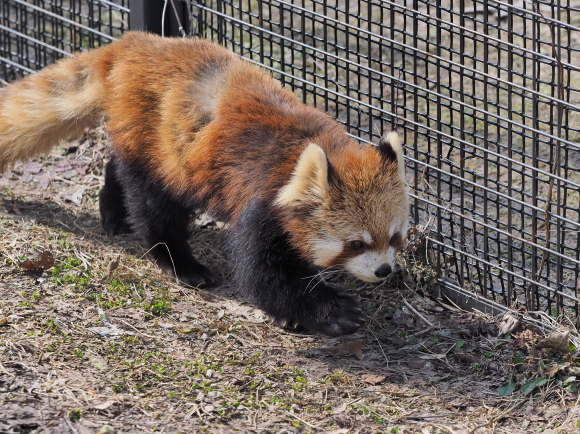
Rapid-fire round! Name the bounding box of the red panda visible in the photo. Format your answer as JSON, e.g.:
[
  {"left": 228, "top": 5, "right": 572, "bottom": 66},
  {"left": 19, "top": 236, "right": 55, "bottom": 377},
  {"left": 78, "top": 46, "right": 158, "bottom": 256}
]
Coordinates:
[{"left": 0, "top": 32, "right": 409, "bottom": 336}]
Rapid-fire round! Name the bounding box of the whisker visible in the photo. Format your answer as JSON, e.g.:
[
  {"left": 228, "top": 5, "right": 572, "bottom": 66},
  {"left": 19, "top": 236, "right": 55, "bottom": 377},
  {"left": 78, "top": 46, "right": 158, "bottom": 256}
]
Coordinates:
[{"left": 302, "top": 265, "right": 346, "bottom": 294}]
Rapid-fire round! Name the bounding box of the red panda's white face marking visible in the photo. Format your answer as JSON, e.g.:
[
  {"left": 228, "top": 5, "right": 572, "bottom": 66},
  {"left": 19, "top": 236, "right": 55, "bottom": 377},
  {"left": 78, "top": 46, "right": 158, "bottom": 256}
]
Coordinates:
[
  {"left": 360, "top": 230, "right": 373, "bottom": 245},
  {"left": 276, "top": 133, "right": 409, "bottom": 283},
  {"left": 310, "top": 223, "right": 408, "bottom": 282},
  {"left": 345, "top": 251, "right": 394, "bottom": 282},
  {"left": 310, "top": 235, "right": 343, "bottom": 266},
  {"left": 343, "top": 240, "right": 402, "bottom": 282}
]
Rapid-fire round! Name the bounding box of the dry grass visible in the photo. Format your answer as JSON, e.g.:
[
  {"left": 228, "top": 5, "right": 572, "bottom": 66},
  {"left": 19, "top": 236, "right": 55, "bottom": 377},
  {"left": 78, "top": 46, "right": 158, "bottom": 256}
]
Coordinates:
[{"left": 0, "top": 128, "right": 579, "bottom": 433}]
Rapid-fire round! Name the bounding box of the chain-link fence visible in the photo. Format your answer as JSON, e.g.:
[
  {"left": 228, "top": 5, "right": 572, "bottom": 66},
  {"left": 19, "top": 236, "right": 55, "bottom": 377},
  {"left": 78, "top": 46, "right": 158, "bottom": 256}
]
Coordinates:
[{"left": 1, "top": 0, "right": 579, "bottom": 322}]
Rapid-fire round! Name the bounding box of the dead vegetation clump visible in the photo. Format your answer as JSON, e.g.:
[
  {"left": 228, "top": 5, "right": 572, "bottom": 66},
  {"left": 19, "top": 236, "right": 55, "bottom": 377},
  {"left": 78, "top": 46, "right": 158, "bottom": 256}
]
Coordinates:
[{"left": 0, "top": 128, "right": 579, "bottom": 433}]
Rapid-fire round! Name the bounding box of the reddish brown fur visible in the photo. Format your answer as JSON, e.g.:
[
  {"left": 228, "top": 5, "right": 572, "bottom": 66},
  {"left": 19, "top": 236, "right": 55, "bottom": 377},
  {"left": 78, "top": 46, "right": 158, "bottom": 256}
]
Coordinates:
[
  {"left": 0, "top": 31, "right": 407, "bottom": 272},
  {"left": 0, "top": 32, "right": 410, "bottom": 335}
]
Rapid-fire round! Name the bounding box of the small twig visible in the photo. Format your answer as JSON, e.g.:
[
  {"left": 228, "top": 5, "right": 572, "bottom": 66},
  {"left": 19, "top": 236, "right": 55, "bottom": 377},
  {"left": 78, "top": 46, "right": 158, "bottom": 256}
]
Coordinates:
[
  {"left": 63, "top": 416, "right": 80, "bottom": 434},
  {"left": 255, "top": 386, "right": 261, "bottom": 406},
  {"left": 407, "top": 413, "right": 456, "bottom": 420},
  {"left": 369, "top": 329, "right": 389, "bottom": 365},
  {"left": 403, "top": 298, "right": 434, "bottom": 327},
  {"left": 287, "top": 413, "right": 320, "bottom": 430},
  {"left": 0, "top": 359, "right": 14, "bottom": 376},
  {"left": 117, "top": 318, "right": 159, "bottom": 339},
  {"left": 468, "top": 401, "right": 522, "bottom": 434},
  {"left": 408, "top": 325, "right": 435, "bottom": 338}
]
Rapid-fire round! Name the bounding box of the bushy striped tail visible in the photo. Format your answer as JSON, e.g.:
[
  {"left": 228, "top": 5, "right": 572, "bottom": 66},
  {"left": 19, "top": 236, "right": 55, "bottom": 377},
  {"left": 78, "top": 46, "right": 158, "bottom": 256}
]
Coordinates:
[{"left": 0, "top": 47, "right": 112, "bottom": 171}]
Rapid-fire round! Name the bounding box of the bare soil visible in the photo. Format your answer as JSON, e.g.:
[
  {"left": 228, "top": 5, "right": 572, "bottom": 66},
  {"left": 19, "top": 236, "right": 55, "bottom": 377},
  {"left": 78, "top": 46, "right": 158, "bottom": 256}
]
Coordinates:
[{"left": 0, "top": 128, "right": 579, "bottom": 433}]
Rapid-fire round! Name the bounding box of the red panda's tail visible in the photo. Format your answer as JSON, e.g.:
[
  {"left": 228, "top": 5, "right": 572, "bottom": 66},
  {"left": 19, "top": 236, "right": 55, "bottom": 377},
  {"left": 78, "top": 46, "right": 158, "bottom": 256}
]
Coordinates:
[{"left": 0, "top": 45, "right": 114, "bottom": 171}]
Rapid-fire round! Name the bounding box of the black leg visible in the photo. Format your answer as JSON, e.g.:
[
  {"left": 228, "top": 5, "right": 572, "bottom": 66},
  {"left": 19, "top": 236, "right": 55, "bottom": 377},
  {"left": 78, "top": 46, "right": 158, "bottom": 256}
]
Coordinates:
[
  {"left": 228, "top": 201, "right": 365, "bottom": 337},
  {"left": 113, "top": 158, "right": 217, "bottom": 288},
  {"left": 99, "top": 155, "right": 133, "bottom": 235}
]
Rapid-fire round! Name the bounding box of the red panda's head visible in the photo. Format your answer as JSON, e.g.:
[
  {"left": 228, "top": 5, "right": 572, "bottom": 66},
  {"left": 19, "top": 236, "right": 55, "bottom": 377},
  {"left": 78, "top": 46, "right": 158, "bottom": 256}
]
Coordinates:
[{"left": 276, "top": 132, "right": 409, "bottom": 282}]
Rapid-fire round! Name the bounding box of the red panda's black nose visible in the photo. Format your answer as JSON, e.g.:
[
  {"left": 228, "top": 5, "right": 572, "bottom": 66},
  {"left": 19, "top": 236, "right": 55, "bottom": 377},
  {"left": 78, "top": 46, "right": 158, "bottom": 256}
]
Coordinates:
[{"left": 375, "top": 264, "right": 392, "bottom": 278}]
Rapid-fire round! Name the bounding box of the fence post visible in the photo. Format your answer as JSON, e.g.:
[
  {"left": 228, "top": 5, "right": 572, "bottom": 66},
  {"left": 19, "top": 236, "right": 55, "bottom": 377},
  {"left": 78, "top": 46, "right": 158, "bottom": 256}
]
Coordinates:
[{"left": 130, "top": 0, "right": 189, "bottom": 36}]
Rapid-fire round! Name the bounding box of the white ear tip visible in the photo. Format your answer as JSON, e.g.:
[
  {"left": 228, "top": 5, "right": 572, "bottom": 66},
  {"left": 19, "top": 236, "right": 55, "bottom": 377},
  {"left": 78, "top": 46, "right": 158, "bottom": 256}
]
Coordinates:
[
  {"left": 304, "top": 142, "right": 326, "bottom": 158},
  {"left": 384, "top": 132, "right": 402, "bottom": 153},
  {"left": 274, "top": 142, "right": 328, "bottom": 207}
]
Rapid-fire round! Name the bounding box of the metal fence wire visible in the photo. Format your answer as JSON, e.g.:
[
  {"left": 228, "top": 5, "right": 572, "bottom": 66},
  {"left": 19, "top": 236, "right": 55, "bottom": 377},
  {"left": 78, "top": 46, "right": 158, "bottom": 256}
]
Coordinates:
[
  {"left": 1, "top": 1, "right": 579, "bottom": 322},
  {"left": 0, "top": 0, "right": 128, "bottom": 81}
]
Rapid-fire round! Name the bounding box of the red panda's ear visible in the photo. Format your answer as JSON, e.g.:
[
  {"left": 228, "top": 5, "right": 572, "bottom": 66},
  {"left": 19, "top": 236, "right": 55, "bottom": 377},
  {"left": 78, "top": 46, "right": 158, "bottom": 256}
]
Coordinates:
[
  {"left": 378, "top": 132, "right": 405, "bottom": 179},
  {"left": 275, "top": 143, "right": 329, "bottom": 207}
]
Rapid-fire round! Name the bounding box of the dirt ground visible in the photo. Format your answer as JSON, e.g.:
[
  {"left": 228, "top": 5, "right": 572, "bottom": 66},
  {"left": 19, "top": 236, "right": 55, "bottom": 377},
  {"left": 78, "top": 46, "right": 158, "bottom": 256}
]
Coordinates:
[{"left": 0, "top": 129, "right": 579, "bottom": 434}]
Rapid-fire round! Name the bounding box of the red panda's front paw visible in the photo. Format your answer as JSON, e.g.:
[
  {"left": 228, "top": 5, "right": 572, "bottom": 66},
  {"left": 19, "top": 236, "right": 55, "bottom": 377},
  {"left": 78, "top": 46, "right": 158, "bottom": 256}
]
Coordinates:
[
  {"left": 286, "top": 293, "right": 365, "bottom": 337},
  {"left": 313, "top": 296, "right": 365, "bottom": 337}
]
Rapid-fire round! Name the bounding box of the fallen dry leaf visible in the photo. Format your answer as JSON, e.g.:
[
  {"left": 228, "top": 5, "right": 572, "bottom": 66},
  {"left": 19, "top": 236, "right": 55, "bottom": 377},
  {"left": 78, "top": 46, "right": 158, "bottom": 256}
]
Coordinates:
[
  {"left": 333, "top": 402, "right": 349, "bottom": 414},
  {"left": 19, "top": 250, "right": 55, "bottom": 272},
  {"left": 543, "top": 363, "right": 562, "bottom": 378},
  {"left": 512, "top": 336, "right": 527, "bottom": 349},
  {"left": 362, "top": 373, "right": 388, "bottom": 385},
  {"left": 93, "top": 400, "right": 115, "bottom": 410},
  {"left": 419, "top": 353, "right": 446, "bottom": 360},
  {"left": 313, "top": 340, "right": 364, "bottom": 360},
  {"left": 328, "top": 340, "right": 364, "bottom": 360},
  {"left": 332, "top": 397, "right": 363, "bottom": 414},
  {"left": 408, "top": 358, "right": 426, "bottom": 369},
  {"left": 107, "top": 255, "right": 120, "bottom": 277},
  {"left": 498, "top": 313, "right": 521, "bottom": 336},
  {"left": 70, "top": 187, "right": 86, "bottom": 204},
  {"left": 536, "top": 331, "right": 570, "bottom": 354}
]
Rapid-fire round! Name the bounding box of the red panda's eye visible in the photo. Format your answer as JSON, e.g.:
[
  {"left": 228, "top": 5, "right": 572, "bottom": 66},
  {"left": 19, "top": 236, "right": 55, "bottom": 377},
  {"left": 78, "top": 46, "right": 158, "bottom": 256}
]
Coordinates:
[{"left": 350, "top": 240, "right": 366, "bottom": 251}]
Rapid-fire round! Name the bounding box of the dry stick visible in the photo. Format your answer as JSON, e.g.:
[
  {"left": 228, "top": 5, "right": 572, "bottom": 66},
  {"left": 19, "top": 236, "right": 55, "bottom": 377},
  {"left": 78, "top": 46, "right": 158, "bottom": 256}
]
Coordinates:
[
  {"left": 0, "top": 359, "right": 14, "bottom": 376},
  {"left": 287, "top": 413, "right": 320, "bottom": 430},
  {"left": 402, "top": 298, "right": 436, "bottom": 337},
  {"left": 63, "top": 416, "right": 80, "bottom": 434},
  {"left": 117, "top": 318, "right": 159, "bottom": 340},
  {"left": 407, "top": 413, "right": 456, "bottom": 420},
  {"left": 369, "top": 329, "right": 389, "bottom": 365},
  {"left": 402, "top": 298, "right": 434, "bottom": 328},
  {"left": 141, "top": 242, "right": 176, "bottom": 279},
  {"left": 408, "top": 325, "right": 435, "bottom": 338}
]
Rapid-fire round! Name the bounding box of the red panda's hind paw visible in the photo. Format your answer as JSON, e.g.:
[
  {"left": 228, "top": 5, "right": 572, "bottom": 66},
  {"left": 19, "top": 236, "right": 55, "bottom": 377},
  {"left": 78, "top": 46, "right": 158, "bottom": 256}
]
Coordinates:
[
  {"left": 160, "top": 263, "right": 218, "bottom": 289},
  {"left": 101, "top": 215, "right": 133, "bottom": 236}
]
